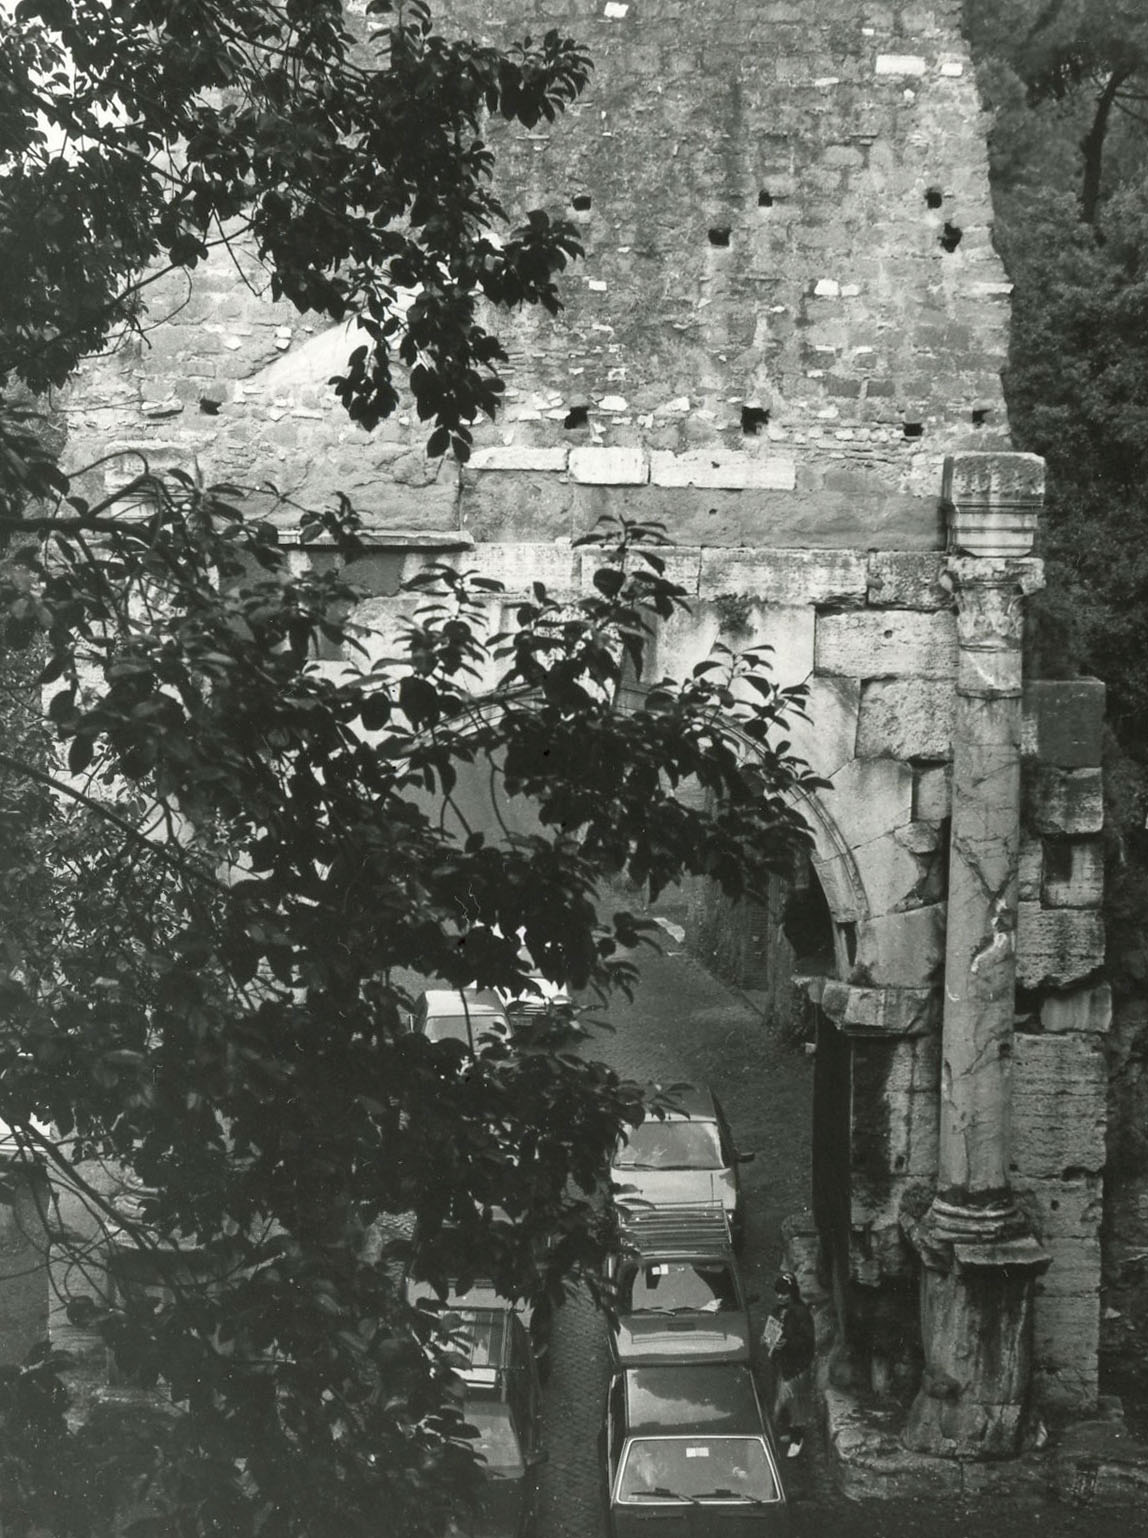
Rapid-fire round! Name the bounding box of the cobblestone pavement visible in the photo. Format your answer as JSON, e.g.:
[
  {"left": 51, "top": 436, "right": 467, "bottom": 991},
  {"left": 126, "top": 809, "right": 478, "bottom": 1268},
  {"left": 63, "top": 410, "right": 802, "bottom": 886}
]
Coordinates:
[{"left": 533, "top": 940, "right": 1138, "bottom": 1538}]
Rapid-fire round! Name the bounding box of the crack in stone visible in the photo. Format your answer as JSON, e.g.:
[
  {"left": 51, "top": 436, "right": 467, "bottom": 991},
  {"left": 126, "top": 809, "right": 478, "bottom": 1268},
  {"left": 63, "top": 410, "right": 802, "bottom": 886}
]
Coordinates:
[{"left": 951, "top": 833, "right": 1012, "bottom": 908}]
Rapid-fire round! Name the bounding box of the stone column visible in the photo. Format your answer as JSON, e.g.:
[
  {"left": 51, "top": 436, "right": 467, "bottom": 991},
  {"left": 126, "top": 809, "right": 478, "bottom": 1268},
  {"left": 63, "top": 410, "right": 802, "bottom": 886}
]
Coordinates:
[{"left": 903, "top": 453, "right": 1050, "bottom": 1458}]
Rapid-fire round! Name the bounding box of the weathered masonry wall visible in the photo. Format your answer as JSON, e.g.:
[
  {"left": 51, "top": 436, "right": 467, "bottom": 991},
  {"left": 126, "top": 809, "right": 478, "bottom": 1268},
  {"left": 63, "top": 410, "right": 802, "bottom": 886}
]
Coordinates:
[
  {"left": 64, "top": 0, "right": 1012, "bottom": 545},
  {"left": 55, "top": 4, "right": 1109, "bottom": 1417}
]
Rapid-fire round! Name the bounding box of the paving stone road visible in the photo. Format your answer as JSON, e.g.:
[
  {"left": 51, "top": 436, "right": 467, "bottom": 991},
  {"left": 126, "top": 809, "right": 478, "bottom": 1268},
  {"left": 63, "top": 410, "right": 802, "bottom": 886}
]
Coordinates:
[{"left": 532, "top": 939, "right": 1138, "bottom": 1538}]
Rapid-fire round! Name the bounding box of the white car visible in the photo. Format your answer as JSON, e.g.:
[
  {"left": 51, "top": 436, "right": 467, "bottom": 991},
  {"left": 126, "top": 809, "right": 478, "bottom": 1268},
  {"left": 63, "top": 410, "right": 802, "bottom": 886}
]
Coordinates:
[
  {"left": 488, "top": 931, "right": 571, "bottom": 1016},
  {"left": 409, "top": 988, "right": 510, "bottom": 1048},
  {"left": 610, "top": 1086, "right": 754, "bottom": 1248}
]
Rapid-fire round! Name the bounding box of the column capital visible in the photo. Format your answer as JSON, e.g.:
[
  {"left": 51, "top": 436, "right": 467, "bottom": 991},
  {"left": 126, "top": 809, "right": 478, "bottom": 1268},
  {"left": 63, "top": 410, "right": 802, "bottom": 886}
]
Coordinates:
[
  {"left": 943, "top": 554, "right": 1045, "bottom": 598},
  {"left": 942, "top": 451, "right": 1045, "bottom": 558}
]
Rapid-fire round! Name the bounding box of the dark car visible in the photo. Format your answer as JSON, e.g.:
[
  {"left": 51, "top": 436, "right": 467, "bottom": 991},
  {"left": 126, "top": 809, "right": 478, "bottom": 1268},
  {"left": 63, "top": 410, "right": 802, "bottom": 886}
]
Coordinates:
[
  {"left": 445, "top": 1306, "right": 547, "bottom": 1538},
  {"left": 606, "top": 1206, "right": 755, "bottom": 1367},
  {"left": 603, "top": 1363, "right": 789, "bottom": 1537},
  {"left": 610, "top": 1086, "right": 755, "bottom": 1248}
]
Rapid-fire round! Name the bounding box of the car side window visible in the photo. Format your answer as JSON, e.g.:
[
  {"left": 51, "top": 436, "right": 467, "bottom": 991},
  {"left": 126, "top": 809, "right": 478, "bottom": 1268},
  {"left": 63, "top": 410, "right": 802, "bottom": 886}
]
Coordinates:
[
  {"left": 510, "top": 1315, "right": 544, "bottom": 1443},
  {"left": 607, "top": 1376, "right": 626, "bottom": 1470},
  {"left": 714, "top": 1096, "right": 736, "bottom": 1164}
]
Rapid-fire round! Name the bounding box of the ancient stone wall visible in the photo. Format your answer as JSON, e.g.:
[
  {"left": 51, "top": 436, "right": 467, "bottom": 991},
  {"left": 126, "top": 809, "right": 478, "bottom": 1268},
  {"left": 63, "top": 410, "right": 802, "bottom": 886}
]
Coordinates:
[
  {"left": 62, "top": 0, "right": 1012, "bottom": 543},
  {"left": 53, "top": 3, "right": 1110, "bottom": 1414}
]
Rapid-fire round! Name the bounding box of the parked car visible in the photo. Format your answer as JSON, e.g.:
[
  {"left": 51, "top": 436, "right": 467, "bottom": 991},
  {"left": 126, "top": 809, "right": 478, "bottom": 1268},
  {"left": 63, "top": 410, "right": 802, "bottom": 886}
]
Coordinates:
[
  {"left": 493, "top": 936, "right": 571, "bottom": 1016},
  {"left": 606, "top": 1206, "right": 756, "bottom": 1367},
  {"left": 602, "top": 1363, "right": 789, "bottom": 1537},
  {"left": 404, "top": 1212, "right": 554, "bottom": 1376},
  {"left": 410, "top": 989, "right": 511, "bottom": 1050},
  {"left": 445, "top": 1305, "right": 547, "bottom": 1538},
  {"left": 610, "top": 1086, "right": 755, "bottom": 1247}
]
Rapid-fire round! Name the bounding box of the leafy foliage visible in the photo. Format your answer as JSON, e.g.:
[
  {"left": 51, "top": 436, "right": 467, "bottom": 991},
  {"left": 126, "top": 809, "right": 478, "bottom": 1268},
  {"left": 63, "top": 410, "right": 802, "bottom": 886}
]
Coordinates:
[
  {"left": 0, "top": 7, "right": 826, "bottom": 1531},
  {"left": 966, "top": 2, "right": 1148, "bottom": 985},
  {"left": 0, "top": 438, "right": 819, "bottom": 1533},
  {"left": 966, "top": 0, "right": 1148, "bottom": 221},
  {"left": 0, "top": 0, "right": 590, "bottom": 455}
]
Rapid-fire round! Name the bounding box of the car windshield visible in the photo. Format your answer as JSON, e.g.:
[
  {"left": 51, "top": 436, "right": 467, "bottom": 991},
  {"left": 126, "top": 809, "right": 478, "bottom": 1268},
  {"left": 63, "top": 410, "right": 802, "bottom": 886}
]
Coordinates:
[
  {"left": 614, "top": 1119, "right": 724, "bottom": 1171},
  {"left": 464, "top": 1401, "right": 524, "bottom": 1477},
  {"left": 425, "top": 1013, "right": 503, "bottom": 1045},
  {"left": 618, "top": 1436, "right": 777, "bottom": 1504},
  {"left": 619, "top": 1260, "right": 739, "bottom": 1315}
]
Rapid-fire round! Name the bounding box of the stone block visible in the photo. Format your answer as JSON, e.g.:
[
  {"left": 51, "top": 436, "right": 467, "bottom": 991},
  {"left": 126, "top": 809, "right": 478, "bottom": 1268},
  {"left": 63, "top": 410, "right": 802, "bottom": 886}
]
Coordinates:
[
  {"left": 1015, "top": 1173, "right": 1104, "bottom": 1244},
  {"left": 647, "top": 602, "right": 814, "bottom": 694},
  {"left": 913, "top": 764, "right": 951, "bottom": 822},
  {"left": 351, "top": 596, "right": 428, "bottom": 671},
  {"left": 855, "top": 904, "right": 947, "bottom": 988},
  {"left": 827, "top": 757, "right": 915, "bottom": 847},
  {"left": 783, "top": 674, "right": 860, "bottom": 781},
  {"left": 575, "top": 545, "right": 702, "bottom": 597},
  {"left": 866, "top": 553, "right": 950, "bottom": 610},
  {"left": 337, "top": 481, "right": 461, "bottom": 533},
  {"left": 1040, "top": 983, "right": 1112, "bottom": 1036},
  {"left": 848, "top": 830, "right": 938, "bottom": 918},
  {"left": 943, "top": 450, "right": 1046, "bottom": 507},
  {"left": 851, "top": 1198, "right": 923, "bottom": 1293},
  {"left": 1032, "top": 1289, "right": 1100, "bottom": 1409},
  {"left": 809, "top": 851, "right": 866, "bottom": 926},
  {"left": 467, "top": 543, "right": 578, "bottom": 596},
  {"left": 1017, "top": 904, "right": 1105, "bottom": 989},
  {"left": 1011, "top": 1034, "right": 1107, "bottom": 1178},
  {"left": 460, "top": 470, "right": 576, "bottom": 541},
  {"left": 1038, "top": 1234, "right": 1103, "bottom": 1293},
  {"left": 559, "top": 483, "right": 944, "bottom": 552},
  {"left": 857, "top": 677, "right": 954, "bottom": 760},
  {"left": 815, "top": 610, "right": 957, "bottom": 680},
  {"left": 699, "top": 548, "right": 865, "bottom": 606},
  {"left": 1041, "top": 839, "right": 1104, "bottom": 908},
  {"left": 851, "top": 1035, "right": 939, "bottom": 1178},
  {"left": 1028, "top": 767, "right": 1104, "bottom": 835},
  {"left": 875, "top": 54, "right": 927, "bottom": 75},
  {"left": 649, "top": 449, "right": 797, "bottom": 490},
  {"left": 467, "top": 446, "right": 569, "bottom": 473},
  {"left": 825, "top": 1387, "right": 965, "bottom": 1502},
  {"left": 568, "top": 446, "right": 648, "bottom": 484},
  {"left": 820, "top": 981, "right": 940, "bottom": 1037},
  {"left": 1024, "top": 679, "right": 1106, "bottom": 768},
  {"left": 1018, "top": 836, "right": 1043, "bottom": 901}
]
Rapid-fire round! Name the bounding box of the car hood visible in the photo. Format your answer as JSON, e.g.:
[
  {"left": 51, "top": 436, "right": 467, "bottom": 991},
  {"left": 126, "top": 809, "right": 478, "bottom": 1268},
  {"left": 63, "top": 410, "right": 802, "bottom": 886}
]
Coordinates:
[
  {"left": 611, "top": 1168, "right": 736, "bottom": 1213},
  {"left": 615, "top": 1311, "right": 751, "bottom": 1366},
  {"left": 610, "top": 1505, "right": 788, "bottom": 1538}
]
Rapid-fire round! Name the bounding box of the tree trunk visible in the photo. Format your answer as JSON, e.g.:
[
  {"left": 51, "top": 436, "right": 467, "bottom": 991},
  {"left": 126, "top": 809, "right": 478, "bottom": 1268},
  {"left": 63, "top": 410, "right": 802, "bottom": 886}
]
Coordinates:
[{"left": 1081, "top": 69, "right": 1131, "bottom": 226}]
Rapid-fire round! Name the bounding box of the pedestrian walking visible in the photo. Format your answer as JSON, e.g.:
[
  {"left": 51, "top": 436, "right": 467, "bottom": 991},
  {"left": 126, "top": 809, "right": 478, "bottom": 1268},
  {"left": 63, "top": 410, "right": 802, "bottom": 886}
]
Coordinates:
[{"left": 762, "top": 1270, "right": 815, "bottom": 1458}]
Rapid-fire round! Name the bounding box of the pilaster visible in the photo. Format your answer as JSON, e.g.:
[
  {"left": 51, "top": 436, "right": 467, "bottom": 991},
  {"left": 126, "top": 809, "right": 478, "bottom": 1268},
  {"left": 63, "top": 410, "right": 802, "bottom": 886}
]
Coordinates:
[{"left": 904, "top": 453, "right": 1051, "bottom": 1458}]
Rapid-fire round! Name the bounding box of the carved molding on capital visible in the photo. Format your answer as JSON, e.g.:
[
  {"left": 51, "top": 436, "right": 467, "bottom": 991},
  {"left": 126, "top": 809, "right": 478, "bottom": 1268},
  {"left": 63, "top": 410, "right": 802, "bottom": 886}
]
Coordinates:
[
  {"left": 943, "top": 558, "right": 1043, "bottom": 698},
  {"left": 943, "top": 555, "right": 1045, "bottom": 597},
  {"left": 942, "top": 453, "right": 1045, "bottom": 559}
]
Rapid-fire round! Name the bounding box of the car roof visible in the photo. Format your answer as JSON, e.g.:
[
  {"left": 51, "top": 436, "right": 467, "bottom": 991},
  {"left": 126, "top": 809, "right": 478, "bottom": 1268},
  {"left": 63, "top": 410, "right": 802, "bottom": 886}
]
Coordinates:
[
  {"left": 444, "top": 1305, "right": 518, "bottom": 1386},
  {"left": 420, "top": 989, "right": 506, "bottom": 1016},
  {"left": 622, "top": 1365, "right": 763, "bottom": 1438},
  {"left": 617, "top": 1205, "right": 734, "bottom": 1256},
  {"left": 644, "top": 1084, "right": 719, "bottom": 1120}
]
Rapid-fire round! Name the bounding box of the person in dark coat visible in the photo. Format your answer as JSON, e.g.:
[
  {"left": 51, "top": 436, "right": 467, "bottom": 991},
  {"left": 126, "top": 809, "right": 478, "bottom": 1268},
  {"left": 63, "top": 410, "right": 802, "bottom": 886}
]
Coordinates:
[{"left": 762, "top": 1270, "right": 815, "bottom": 1457}]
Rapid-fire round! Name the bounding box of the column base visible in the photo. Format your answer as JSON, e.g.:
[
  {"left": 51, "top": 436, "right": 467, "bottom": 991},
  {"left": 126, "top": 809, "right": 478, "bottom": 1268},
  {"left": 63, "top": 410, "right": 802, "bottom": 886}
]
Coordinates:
[{"left": 902, "top": 1199, "right": 1050, "bottom": 1459}]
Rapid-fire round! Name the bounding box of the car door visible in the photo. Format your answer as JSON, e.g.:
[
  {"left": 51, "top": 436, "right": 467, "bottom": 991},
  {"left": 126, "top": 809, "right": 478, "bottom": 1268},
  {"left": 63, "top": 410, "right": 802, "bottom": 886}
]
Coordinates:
[
  {"left": 713, "top": 1093, "right": 753, "bottom": 1222},
  {"left": 602, "top": 1372, "right": 628, "bottom": 1529}
]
